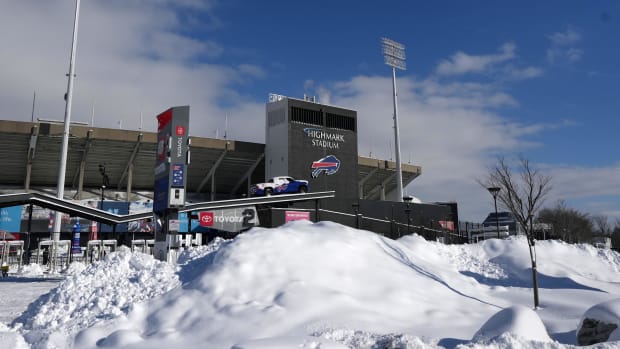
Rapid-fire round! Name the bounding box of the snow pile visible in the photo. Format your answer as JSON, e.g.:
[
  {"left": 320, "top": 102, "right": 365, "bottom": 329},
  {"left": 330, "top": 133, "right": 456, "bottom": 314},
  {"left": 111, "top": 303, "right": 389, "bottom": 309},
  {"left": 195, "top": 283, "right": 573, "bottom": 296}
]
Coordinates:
[
  {"left": 473, "top": 305, "right": 551, "bottom": 342},
  {"left": 3, "top": 220, "right": 620, "bottom": 348},
  {"left": 15, "top": 263, "right": 47, "bottom": 278},
  {"left": 12, "top": 249, "right": 179, "bottom": 348}
]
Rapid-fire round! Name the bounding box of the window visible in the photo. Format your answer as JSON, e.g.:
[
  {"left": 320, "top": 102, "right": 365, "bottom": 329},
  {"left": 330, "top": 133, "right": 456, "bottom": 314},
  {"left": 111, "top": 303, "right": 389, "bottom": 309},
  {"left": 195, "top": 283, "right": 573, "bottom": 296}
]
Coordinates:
[
  {"left": 290, "top": 106, "right": 323, "bottom": 126},
  {"left": 326, "top": 113, "right": 356, "bottom": 131}
]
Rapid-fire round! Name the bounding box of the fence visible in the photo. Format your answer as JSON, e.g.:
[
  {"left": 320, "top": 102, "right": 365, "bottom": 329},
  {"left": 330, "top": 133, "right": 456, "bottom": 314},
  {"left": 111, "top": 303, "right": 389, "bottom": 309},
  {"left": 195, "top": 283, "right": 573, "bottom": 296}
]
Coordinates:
[
  {"left": 10, "top": 231, "right": 205, "bottom": 272},
  {"left": 317, "top": 208, "right": 467, "bottom": 244}
]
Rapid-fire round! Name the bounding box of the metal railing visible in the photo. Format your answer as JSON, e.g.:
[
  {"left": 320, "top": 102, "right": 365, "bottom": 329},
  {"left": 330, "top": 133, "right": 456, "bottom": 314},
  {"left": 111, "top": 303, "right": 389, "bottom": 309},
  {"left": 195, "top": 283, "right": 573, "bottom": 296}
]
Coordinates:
[
  {"left": 1, "top": 241, "right": 24, "bottom": 273},
  {"left": 317, "top": 208, "right": 466, "bottom": 244}
]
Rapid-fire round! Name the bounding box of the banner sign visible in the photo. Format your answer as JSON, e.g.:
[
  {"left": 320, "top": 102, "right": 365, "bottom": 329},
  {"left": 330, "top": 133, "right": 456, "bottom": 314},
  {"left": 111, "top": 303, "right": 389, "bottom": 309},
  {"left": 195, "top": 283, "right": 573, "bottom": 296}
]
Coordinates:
[
  {"left": 71, "top": 220, "right": 82, "bottom": 254},
  {"left": 99, "top": 201, "right": 130, "bottom": 232},
  {"left": 0, "top": 206, "right": 23, "bottom": 233},
  {"left": 179, "top": 206, "right": 260, "bottom": 233},
  {"left": 438, "top": 220, "right": 455, "bottom": 231},
  {"left": 285, "top": 211, "right": 310, "bottom": 223}
]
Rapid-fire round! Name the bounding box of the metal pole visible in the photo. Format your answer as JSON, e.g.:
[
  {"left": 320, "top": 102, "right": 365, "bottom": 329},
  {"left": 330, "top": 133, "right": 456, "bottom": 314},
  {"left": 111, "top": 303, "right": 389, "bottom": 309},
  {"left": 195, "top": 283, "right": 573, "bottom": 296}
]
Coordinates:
[
  {"left": 529, "top": 215, "right": 539, "bottom": 308},
  {"left": 91, "top": 99, "right": 95, "bottom": 127},
  {"left": 99, "top": 185, "right": 105, "bottom": 234},
  {"left": 53, "top": 0, "right": 81, "bottom": 240},
  {"left": 391, "top": 66, "right": 404, "bottom": 202},
  {"left": 31, "top": 91, "right": 36, "bottom": 123},
  {"left": 314, "top": 199, "right": 319, "bottom": 222},
  {"left": 352, "top": 203, "right": 360, "bottom": 229},
  {"left": 494, "top": 196, "right": 500, "bottom": 239},
  {"left": 391, "top": 204, "right": 395, "bottom": 237},
  {"left": 27, "top": 203, "right": 33, "bottom": 263},
  {"left": 406, "top": 206, "right": 411, "bottom": 235}
]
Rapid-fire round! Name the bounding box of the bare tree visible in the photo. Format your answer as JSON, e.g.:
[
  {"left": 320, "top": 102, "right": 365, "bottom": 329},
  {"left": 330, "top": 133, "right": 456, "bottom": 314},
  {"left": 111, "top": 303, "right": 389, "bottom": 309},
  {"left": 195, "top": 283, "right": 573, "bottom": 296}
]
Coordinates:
[
  {"left": 592, "top": 215, "right": 612, "bottom": 236},
  {"left": 612, "top": 219, "right": 620, "bottom": 249},
  {"left": 538, "top": 200, "right": 593, "bottom": 243},
  {"left": 481, "top": 156, "right": 552, "bottom": 308}
]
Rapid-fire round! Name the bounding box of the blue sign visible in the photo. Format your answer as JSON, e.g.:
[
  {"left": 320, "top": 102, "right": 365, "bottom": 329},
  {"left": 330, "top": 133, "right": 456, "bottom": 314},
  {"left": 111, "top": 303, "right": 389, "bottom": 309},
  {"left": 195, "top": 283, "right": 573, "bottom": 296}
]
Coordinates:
[
  {"left": 0, "top": 206, "right": 23, "bottom": 232},
  {"left": 179, "top": 211, "right": 212, "bottom": 233},
  {"left": 172, "top": 164, "right": 185, "bottom": 186},
  {"left": 71, "top": 220, "right": 82, "bottom": 254},
  {"left": 99, "top": 201, "right": 130, "bottom": 233}
]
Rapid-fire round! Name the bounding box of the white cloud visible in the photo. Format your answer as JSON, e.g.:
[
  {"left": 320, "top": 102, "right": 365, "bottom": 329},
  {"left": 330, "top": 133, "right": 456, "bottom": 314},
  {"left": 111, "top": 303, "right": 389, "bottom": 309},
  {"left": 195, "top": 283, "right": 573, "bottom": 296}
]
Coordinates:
[
  {"left": 540, "top": 162, "right": 620, "bottom": 221},
  {"left": 435, "top": 43, "right": 543, "bottom": 82},
  {"left": 546, "top": 163, "right": 620, "bottom": 199},
  {"left": 436, "top": 43, "right": 516, "bottom": 76},
  {"left": 317, "top": 75, "right": 536, "bottom": 220},
  {"left": 0, "top": 1, "right": 265, "bottom": 142},
  {"left": 546, "top": 28, "right": 584, "bottom": 64},
  {"left": 508, "top": 66, "right": 544, "bottom": 80},
  {"left": 565, "top": 47, "right": 585, "bottom": 63},
  {"left": 548, "top": 29, "right": 581, "bottom": 46},
  {"left": 237, "top": 64, "right": 266, "bottom": 79}
]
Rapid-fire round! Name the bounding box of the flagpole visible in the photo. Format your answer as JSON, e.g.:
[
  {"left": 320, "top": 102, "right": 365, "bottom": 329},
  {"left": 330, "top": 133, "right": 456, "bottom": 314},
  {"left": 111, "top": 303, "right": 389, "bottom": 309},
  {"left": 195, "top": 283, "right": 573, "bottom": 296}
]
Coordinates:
[{"left": 53, "top": 0, "right": 81, "bottom": 239}]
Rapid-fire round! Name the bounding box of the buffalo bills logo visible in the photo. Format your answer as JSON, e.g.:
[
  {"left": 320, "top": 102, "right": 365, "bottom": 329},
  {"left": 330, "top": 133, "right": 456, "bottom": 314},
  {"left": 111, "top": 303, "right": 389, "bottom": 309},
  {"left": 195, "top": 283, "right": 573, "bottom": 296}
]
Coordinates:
[{"left": 311, "top": 155, "right": 340, "bottom": 178}]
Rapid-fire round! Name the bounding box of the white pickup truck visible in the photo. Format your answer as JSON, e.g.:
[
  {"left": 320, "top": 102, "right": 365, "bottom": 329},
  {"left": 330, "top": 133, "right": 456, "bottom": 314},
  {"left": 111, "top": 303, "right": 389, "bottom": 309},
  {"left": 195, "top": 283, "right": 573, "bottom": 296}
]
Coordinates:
[{"left": 250, "top": 176, "right": 309, "bottom": 196}]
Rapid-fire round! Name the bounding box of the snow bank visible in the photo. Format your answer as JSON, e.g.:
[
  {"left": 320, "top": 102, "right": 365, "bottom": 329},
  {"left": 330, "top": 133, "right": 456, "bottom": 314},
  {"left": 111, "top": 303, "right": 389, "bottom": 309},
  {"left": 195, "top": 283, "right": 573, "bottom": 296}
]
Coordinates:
[
  {"left": 4, "top": 221, "right": 620, "bottom": 349},
  {"left": 13, "top": 249, "right": 179, "bottom": 349},
  {"left": 473, "top": 305, "right": 551, "bottom": 342}
]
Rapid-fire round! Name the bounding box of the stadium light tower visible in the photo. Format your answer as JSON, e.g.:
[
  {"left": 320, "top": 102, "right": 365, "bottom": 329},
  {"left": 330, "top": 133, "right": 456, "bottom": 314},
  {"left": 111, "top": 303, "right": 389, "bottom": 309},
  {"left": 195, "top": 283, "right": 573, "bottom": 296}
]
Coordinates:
[
  {"left": 53, "top": 0, "right": 81, "bottom": 240},
  {"left": 381, "top": 37, "right": 406, "bottom": 202}
]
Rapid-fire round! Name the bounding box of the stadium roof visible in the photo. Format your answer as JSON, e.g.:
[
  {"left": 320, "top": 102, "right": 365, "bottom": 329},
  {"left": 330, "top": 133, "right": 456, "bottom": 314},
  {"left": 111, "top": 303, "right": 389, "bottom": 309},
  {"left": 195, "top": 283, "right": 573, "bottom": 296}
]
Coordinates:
[{"left": 0, "top": 120, "right": 421, "bottom": 202}]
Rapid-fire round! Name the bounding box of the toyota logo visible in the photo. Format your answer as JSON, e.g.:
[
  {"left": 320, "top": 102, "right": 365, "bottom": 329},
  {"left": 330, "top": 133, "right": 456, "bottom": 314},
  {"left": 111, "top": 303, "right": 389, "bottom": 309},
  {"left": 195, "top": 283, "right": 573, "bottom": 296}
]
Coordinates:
[{"left": 199, "top": 212, "right": 214, "bottom": 227}]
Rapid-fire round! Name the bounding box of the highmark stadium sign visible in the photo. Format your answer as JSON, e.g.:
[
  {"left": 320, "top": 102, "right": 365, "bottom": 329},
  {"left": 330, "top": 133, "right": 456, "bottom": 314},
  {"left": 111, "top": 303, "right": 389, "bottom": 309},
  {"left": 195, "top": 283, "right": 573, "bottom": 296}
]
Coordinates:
[{"left": 303, "top": 127, "right": 345, "bottom": 150}]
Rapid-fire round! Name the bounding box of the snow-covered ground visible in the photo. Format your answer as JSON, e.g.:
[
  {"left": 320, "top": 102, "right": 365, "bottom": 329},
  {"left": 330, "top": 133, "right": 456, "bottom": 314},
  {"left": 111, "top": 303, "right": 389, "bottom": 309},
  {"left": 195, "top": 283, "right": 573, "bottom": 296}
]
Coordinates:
[{"left": 1, "top": 220, "right": 620, "bottom": 348}]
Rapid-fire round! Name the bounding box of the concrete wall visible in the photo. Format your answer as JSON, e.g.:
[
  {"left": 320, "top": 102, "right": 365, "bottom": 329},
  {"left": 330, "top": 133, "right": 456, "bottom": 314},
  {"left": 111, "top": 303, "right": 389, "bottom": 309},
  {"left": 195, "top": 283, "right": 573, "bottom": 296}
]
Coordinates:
[{"left": 265, "top": 99, "right": 289, "bottom": 179}]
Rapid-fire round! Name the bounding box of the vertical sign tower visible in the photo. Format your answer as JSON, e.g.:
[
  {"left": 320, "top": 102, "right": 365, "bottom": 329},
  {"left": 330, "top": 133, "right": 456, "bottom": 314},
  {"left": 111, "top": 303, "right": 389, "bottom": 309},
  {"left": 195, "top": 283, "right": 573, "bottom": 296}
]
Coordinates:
[{"left": 153, "top": 106, "right": 190, "bottom": 262}]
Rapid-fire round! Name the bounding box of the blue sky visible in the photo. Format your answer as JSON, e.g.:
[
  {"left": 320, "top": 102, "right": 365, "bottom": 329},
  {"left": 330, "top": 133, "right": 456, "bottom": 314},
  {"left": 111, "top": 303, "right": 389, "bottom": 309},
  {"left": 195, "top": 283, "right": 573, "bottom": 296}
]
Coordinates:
[{"left": 1, "top": 1, "right": 619, "bottom": 223}]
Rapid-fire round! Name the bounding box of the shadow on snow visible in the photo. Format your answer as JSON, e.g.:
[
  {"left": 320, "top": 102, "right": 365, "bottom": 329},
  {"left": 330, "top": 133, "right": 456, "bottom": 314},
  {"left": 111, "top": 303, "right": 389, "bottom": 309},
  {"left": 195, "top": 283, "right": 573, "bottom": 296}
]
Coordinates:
[{"left": 460, "top": 270, "right": 604, "bottom": 292}]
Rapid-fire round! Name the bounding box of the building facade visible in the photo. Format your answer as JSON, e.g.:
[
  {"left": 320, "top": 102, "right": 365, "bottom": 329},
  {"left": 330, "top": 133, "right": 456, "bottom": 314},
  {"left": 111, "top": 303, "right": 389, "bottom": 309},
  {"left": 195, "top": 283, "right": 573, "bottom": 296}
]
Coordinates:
[{"left": 266, "top": 94, "right": 358, "bottom": 201}]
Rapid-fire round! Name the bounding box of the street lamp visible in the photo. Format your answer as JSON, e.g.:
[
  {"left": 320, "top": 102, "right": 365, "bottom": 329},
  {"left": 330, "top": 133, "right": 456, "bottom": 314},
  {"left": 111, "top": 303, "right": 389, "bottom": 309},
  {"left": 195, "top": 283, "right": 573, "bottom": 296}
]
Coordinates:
[
  {"left": 99, "top": 164, "right": 109, "bottom": 235},
  {"left": 487, "top": 186, "right": 501, "bottom": 239},
  {"left": 381, "top": 37, "right": 406, "bottom": 202}
]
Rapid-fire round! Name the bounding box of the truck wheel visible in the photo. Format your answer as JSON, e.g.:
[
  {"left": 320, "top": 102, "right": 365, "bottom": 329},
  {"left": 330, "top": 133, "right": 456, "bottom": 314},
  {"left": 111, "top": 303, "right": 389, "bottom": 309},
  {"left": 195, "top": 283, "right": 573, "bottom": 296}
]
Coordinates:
[
  {"left": 298, "top": 186, "right": 307, "bottom": 194},
  {"left": 265, "top": 188, "right": 273, "bottom": 196}
]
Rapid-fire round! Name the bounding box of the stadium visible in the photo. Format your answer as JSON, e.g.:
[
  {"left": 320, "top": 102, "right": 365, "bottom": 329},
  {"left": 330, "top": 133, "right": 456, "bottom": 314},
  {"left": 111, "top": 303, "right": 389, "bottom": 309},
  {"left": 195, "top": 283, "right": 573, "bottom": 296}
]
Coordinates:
[{"left": 0, "top": 94, "right": 462, "bottom": 265}]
